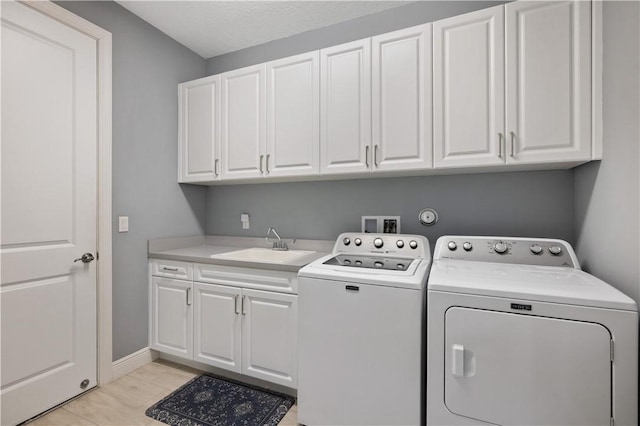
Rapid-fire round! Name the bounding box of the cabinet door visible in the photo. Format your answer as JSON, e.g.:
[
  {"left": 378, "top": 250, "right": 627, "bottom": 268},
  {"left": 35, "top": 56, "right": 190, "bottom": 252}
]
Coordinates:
[
  {"left": 433, "top": 6, "right": 505, "bottom": 168},
  {"left": 242, "top": 289, "right": 297, "bottom": 388},
  {"left": 193, "top": 283, "right": 242, "bottom": 373},
  {"left": 150, "top": 277, "right": 192, "bottom": 359},
  {"left": 221, "top": 63, "right": 266, "bottom": 179},
  {"left": 372, "top": 24, "right": 432, "bottom": 172},
  {"left": 178, "top": 75, "right": 220, "bottom": 182},
  {"left": 506, "top": 1, "right": 591, "bottom": 164},
  {"left": 320, "top": 39, "right": 371, "bottom": 175},
  {"left": 266, "top": 52, "right": 319, "bottom": 177}
]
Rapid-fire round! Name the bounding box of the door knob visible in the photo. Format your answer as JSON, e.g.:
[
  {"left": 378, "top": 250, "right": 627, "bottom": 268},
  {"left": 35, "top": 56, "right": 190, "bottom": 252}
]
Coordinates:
[{"left": 74, "top": 253, "right": 95, "bottom": 263}]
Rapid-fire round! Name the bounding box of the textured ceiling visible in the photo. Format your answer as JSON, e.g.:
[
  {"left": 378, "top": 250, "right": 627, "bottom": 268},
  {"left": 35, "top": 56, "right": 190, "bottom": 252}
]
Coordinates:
[{"left": 116, "top": 1, "right": 412, "bottom": 59}]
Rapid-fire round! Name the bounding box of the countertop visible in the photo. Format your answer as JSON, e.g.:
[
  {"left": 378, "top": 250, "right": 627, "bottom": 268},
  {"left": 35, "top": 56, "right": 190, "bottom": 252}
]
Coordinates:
[{"left": 148, "top": 235, "right": 334, "bottom": 273}]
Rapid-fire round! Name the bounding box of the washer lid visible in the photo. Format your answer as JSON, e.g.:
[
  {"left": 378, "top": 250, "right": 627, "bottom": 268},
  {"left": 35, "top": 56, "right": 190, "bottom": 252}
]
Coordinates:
[{"left": 428, "top": 260, "right": 637, "bottom": 311}]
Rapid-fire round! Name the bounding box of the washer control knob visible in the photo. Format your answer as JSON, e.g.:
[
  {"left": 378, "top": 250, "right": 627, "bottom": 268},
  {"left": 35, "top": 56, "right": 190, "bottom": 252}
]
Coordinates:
[
  {"left": 494, "top": 242, "right": 508, "bottom": 254},
  {"left": 549, "top": 245, "right": 563, "bottom": 256},
  {"left": 463, "top": 242, "right": 472, "bottom": 251},
  {"left": 343, "top": 237, "right": 351, "bottom": 246},
  {"left": 396, "top": 240, "right": 405, "bottom": 248},
  {"left": 409, "top": 240, "right": 418, "bottom": 249},
  {"left": 373, "top": 238, "right": 384, "bottom": 248},
  {"left": 530, "top": 244, "right": 543, "bottom": 255},
  {"left": 354, "top": 238, "right": 362, "bottom": 246},
  {"left": 447, "top": 241, "right": 457, "bottom": 251}
]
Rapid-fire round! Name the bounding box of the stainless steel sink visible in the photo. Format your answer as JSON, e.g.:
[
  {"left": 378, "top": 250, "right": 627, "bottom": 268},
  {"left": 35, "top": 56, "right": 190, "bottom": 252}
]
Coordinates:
[{"left": 211, "top": 248, "right": 316, "bottom": 264}]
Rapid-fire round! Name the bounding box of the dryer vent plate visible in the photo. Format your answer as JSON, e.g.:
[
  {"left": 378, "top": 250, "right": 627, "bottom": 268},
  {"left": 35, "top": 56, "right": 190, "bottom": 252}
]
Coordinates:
[{"left": 419, "top": 208, "right": 438, "bottom": 226}]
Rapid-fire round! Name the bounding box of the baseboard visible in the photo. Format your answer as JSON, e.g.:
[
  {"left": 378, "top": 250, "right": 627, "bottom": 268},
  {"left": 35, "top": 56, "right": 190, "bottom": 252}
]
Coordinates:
[{"left": 111, "top": 347, "right": 158, "bottom": 380}]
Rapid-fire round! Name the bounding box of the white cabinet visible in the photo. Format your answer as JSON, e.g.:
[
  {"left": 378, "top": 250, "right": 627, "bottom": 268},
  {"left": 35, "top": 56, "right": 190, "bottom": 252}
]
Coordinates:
[
  {"left": 220, "top": 63, "right": 266, "bottom": 180},
  {"left": 433, "top": 6, "right": 505, "bottom": 168},
  {"left": 372, "top": 24, "right": 433, "bottom": 171},
  {"left": 178, "top": 75, "right": 220, "bottom": 182},
  {"left": 433, "top": 1, "right": 592, "bottom": 169},
  {"left": 150, "top": 277, "right": 193, "bottom": 359},
  {"left": 242, "top": 289, "right": 297, "bottom": 388},
  {"left": 505, "top": 0, "right": 591, "bottom": 164},
  {"left": 266, "top": 52, "right": 319, "bottom": 177},
  {"left": 320, "top": 39, "right": 372, "bottom": 175}
]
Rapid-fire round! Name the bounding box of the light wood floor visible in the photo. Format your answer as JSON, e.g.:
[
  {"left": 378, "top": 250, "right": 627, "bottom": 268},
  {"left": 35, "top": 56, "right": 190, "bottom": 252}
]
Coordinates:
[{"left": 27, "top": 360, "right": 298, "bottom": 426}]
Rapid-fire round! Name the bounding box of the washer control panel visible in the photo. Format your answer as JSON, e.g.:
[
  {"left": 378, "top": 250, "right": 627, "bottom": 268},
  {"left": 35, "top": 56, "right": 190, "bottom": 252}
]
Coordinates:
[
  {"left": 334, "top": 233, "right": 430, "bottom": 259},
  {"left": 434, "top": 236, "right": 578, "bottom": 268}
]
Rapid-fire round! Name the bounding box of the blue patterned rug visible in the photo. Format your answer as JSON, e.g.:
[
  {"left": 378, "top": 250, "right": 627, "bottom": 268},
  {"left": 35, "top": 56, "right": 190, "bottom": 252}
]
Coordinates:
[{"left": 145, "top": 374, "right": 295, "bottom": 426}]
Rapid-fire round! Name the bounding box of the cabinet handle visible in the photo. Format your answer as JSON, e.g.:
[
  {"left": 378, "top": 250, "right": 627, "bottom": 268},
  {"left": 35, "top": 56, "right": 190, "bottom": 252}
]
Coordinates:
[
  {"left": 214, "top": 159, "right": 219, "bottom": 177},
  {"left": 259, "top": 155, "right": 264, "bottom": 173},
  {"left": 365, "top": 146, "right": 370, "bottom": 168},
  {"left": 186, "top": 288, "right": 191, "bottom": 306},
  {"left": 266, "top": 154, "right": 270, "bottom": 174},
  {"left": 498, "top": 133, "right": 504, "bottom": 158},
  {"left": 162, "top": 267, "right": 178, "bottom": 272},
  {"left": 234, "top": 294, "right": 240, "bottom": 314},
  {"left": 374, "top": 145, "right": 379, "bottom": 167},
  {"left": 510, "top": 131, "right": 516, "bottom": 158},
  {"left": 241, "top": 295, "right": 246, "bottom": 315}
]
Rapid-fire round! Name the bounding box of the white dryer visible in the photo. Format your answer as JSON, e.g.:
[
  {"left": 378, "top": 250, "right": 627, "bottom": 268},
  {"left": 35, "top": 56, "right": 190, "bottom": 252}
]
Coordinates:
[{"left": 427, "top": 236, "right": 638, "bottom": 426}]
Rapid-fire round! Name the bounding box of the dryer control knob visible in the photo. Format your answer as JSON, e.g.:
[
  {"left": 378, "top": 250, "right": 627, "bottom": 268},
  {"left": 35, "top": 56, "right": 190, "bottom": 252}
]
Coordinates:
[
  {"left": 354, "top": 238, "right": 362, "bottom": 246},
  {"left": 409, "top": 240, "right": 418, "bottom": 249},
  {"left": 373, "top": 238, "right": 384, "bottom": 248},
  {"left": 494, "top": 242, "right": 508, "bottom": 254},
  {"left": 549, "top": 245, "right": 563, "bottom": 256},
  {"left": 530, "top": 244, "right": 543, "bottom": 255},
  {"left": 396, "top": 240, "right": 405, "bottom": 248},
  {"left": 343, "top": 237, "right": 351, "bottom": 246},
  {"left": 447, "top": 241, "right": 457, "bottom": 251},
  {"left": 463, "top": 242, "right": 472, "bottom": 251}
]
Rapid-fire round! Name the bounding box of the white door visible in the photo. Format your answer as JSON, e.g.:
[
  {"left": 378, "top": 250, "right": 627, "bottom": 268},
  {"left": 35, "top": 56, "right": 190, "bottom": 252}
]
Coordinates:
[
  {"left": 178, "top": 75, "right": 220, "bottom": 182},
  {"left": 220, "top": 63, "right": 266, "bottom": 180},
  {"left": 445, "top": 307, "right": 611, "bottom": 426},
  {"left": 266, "top": 52, "right": 319, "bottom": 178},
  {"left": 505, "top": 0, "right": 591, "bottom": 163},
  {"left": 150, "top": 277, "right": 193, "bottom": 359},
  {"left": 193, "top": 283, "right": 242, "bottom": 373},
  {"left": 320, "top": 39, "right": 372, "bottom": 175},
  {"left": 372, "top": 24, "right": 432, "bottom": 172},
  {"left": 433, "top": 6, "right": 505, "bottom": 168},
  {"left": 1, "top": 2, "right": 98, "bottom": 424},
  {"left": 242, "top": 289, "right": 297, "bottom": 388}
]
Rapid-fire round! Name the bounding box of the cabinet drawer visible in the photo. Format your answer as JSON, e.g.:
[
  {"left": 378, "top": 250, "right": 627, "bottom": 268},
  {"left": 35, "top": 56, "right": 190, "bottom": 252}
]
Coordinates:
[
  {"left": 194, "top": 263, "right": 298, "bottom": 294},
  {"left": 151, "top": 259, "right": 193, "bottom": 280}
]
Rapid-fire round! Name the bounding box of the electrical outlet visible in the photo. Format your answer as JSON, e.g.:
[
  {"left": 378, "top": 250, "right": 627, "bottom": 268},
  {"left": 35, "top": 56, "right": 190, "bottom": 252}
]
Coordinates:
[
  {"left": 118, "top": 216, "right": 129, "bottom": 233},
  {"left": 241, "top": 213, "right": 250, "bottom": 230}
]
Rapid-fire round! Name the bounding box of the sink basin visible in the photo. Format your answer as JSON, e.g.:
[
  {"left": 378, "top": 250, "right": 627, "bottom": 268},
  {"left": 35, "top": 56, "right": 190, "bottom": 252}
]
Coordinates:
[{"left": 212, "top": 248, "right": 316, "bottom": 264}]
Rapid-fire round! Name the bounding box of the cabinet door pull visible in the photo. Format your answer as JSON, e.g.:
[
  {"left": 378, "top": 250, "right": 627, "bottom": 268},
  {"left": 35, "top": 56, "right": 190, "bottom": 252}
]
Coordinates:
[
  {"left": 186, "top": 288, "right": 191, "bottom": 306},
  {"left": 259, "top": 155, "right": 264, "bottom": 173},
  {"left": 498, "top": 133, "right": 504, "bottom": 158},
  {"left": 162, "top": 266, "right": 178, "bottom": 272},
  {"left": 234, "top": 294, "right": 240, "bottom": 314},
  {"left": 214, "top": 159, "right": 219, "bottom": 177},
  {"left": 365, "top": 146, "right": 370, "bottom": 168},
  {"left": 510, "top": 131, "right": 516, "bottom": 158},
  {"left": 241, "top": 295, "right": 247, "bottom": 315},
  {"left": 266, "top": 154, "right": 270, "bottom": 174},
  {"left": 374, "top": 145, "right": 379, "bottom": 167}
]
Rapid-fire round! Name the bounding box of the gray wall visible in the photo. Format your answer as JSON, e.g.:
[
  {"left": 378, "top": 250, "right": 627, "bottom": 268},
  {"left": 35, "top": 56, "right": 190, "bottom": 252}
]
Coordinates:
[
  {"left": 206, "top": 171, "right": 575, "bottom": 247},
  {"left": 57, "top": 1, "right": 207, "bottom": 360},
  {"left": 206, "top": 1, "right": 507, "bottom": 75},
  {"left": 574, "top": 1, "right": 640, "bottom": 304}
]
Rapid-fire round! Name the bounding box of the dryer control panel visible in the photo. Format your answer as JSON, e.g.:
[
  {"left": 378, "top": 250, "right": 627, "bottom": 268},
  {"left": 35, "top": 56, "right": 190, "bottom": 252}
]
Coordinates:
[{"left": 434, "top": 236, "right": 579, "bottom": 268}]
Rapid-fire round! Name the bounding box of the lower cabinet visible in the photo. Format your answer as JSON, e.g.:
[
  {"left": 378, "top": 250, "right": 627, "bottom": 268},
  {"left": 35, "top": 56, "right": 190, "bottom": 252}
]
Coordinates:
[{"left": 150, "top": 260, "right": 298, "bottom": 389}]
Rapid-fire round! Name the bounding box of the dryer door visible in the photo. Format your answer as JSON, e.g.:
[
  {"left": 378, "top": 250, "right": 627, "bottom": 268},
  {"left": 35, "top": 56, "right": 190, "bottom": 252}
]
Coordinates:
[{"left": 445, "top": 307, "right": 611, "bottom": 426}]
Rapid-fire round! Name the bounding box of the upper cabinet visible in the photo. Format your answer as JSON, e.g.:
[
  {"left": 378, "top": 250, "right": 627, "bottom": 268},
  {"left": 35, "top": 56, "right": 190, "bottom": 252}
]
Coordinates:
[
  {"left": 372, "top": 24, "right": 433, "bottom": 172},
  {"left": 434, "top": 1, "right": 592, "bottom": 169},
  {"left": 178, "top": 75, "right": 220, "bottom": 182},
  {"left": 220, "top": 64, "right": 266, "bottom": 180},
  {"left": 266, "top": 52, "right": 320, "bottom": 177}
]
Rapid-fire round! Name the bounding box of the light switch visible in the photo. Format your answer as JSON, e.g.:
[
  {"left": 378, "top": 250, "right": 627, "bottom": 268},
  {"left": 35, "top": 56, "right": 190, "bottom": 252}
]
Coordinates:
[{"left": 118, "top": 216, "right": 129, "bottom": 233}]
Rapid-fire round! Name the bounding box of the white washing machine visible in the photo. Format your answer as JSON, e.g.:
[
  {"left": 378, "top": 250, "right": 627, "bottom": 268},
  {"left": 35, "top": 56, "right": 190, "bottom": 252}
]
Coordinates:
[
  {"left": 427, "top": 236, "right": 638, "bottom": 426},
  {"left": 298, "top": 233, "right": 431, "bottom": 426}
]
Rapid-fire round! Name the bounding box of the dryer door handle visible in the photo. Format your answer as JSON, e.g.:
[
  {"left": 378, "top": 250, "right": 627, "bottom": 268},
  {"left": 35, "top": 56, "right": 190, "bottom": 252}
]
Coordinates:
[{"left": 452, "top": 344, "right": 465, "bottom": 377}]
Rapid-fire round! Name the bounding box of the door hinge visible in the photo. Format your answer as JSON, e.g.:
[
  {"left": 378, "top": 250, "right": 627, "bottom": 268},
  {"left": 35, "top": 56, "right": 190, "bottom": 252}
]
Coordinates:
[
  {"left": 96, "top": 252, "right": 99, "bottom": 260},
  {"left": 610, "top": 340, "right": 615, "bottom": 362}
]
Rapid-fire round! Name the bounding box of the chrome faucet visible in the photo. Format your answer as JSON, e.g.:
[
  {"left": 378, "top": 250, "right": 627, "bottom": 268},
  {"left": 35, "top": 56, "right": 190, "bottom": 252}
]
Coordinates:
[{"left": 266, "top": 227, "right": 290, "bottom": 251}]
